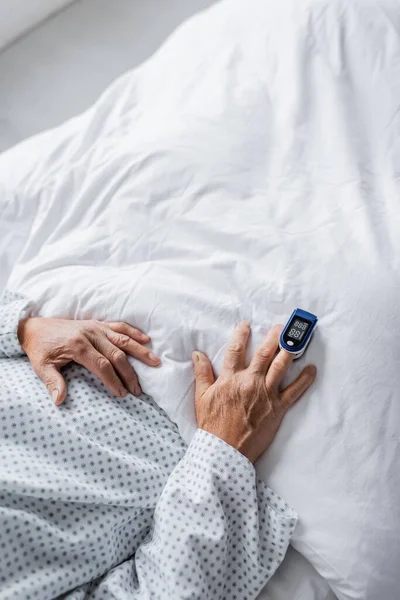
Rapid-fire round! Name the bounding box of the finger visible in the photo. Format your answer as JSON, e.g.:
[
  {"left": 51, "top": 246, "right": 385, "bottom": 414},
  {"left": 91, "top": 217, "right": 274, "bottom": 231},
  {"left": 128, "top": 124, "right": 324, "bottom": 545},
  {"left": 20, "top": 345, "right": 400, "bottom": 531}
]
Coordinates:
[
  {"left": 222, "top": 321, "right": 251, "bottom": 374},
  {"left": 249, "top": 324, "right": 284, "bottom": 375},
  {"left": 280, "top": 365, "right": 317, "bottom": 410},
  {"left": 93, "top": 335, "right": 142, "bottom": 396},
  {"left": 105, "top": 328, "right": 160, "bottom": 367},
  {"left": 35, "top": 363, "right": 68, "bottom": 406},
  {"left": 265, "top": 348, "right": 294, "bottom": 389},
  {"left": 107, "top": 321, "right": 150, "bottom": 343},
  {"left": 76, "top": 347, "right": 127, "bottom": 398},
  {"left": 192, "top": 351, "right": 215, "bottom": 402}
]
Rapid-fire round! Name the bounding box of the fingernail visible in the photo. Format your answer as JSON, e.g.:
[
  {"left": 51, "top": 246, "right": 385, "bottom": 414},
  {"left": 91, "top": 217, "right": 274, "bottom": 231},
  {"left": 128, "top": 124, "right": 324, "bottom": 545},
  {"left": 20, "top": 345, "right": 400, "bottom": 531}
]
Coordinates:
[
  {"left": 51, "top": 390, "right": 59, "bottom": 405},
  {"left": 134, "top": 384, "right": 142, "bottom": 396},
  {"left": 192, "top": 351, "right": 201, "bottom": 362},
  {"left": 149, "top": 352, "right": 160, "bottom": 363},
  {"left": 307, "top": 365, "right": 317, "bottom": 377},
  {"left": 241, "top": 320, "right": 251, "bottom": 329},
  {"left": 120, "top": 388, "right": 128, "bottom": 398}
]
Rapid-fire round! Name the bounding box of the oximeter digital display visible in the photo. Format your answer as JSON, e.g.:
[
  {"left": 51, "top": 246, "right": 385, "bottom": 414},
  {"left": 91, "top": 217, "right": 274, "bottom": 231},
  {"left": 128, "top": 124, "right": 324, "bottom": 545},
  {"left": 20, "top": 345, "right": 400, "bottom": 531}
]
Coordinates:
[{"left": 279, "top": 308, "right": 318, "bottom": 359}]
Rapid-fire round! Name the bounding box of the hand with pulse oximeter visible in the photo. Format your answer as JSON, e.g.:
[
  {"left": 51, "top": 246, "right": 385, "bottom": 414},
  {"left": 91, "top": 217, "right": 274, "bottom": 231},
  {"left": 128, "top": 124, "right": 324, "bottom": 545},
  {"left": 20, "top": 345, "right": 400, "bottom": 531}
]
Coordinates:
[
  {"left": 193, "top": 309, "right": 317, "bottom": 464},
  {"left": 18, "top": 308, "right": 317, "bottom": 464}
]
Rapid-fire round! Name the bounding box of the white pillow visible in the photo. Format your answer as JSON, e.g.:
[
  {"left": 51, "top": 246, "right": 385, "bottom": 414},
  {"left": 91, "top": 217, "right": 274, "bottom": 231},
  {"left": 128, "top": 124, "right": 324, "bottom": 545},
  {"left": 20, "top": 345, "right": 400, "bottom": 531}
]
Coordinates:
[{"left": 2, "top": 1, "right": 400, "bottom": 598}]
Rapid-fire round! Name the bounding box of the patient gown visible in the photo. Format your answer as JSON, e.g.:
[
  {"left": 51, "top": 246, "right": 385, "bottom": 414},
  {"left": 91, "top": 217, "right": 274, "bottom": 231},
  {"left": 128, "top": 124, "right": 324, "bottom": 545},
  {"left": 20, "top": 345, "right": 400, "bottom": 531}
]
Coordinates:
[{"left": 0, "top": 291, "right": 296, "bottom": 600}]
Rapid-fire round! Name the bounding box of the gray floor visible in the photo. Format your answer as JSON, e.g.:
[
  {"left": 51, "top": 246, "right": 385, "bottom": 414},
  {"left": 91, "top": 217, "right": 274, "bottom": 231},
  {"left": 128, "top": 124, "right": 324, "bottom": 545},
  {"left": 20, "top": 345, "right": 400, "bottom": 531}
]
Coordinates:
[{"left": 0, "top": 0, "right": 216, "bottom": 152}]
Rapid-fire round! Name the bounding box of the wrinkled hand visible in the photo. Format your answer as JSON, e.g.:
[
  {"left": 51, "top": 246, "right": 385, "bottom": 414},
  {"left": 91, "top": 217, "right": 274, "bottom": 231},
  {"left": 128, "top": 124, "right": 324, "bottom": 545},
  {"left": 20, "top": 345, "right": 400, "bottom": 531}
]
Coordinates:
[
  {"left": 18, "top": 318, "right": 160, "bottom": 405},
  {"left": 193, "top": 322, "right": 316, "bottom": 463}
]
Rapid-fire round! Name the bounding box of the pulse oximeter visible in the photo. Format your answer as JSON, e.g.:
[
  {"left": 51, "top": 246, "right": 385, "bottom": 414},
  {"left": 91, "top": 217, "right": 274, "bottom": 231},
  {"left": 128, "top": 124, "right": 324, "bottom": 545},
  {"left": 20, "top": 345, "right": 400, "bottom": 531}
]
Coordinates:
[{"left": 279, "top": 308, "right": 318, "bottom": 359}]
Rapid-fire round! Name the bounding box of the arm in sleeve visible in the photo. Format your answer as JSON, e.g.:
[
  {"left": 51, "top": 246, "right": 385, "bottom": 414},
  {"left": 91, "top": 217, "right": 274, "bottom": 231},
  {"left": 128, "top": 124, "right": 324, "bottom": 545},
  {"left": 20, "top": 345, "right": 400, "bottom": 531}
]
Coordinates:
[
  {"left": 0, "top": 290, "right": 33, "bottom": 358},
  {"left": 132, "top": 429, "right": 297, "bottom": 599}
]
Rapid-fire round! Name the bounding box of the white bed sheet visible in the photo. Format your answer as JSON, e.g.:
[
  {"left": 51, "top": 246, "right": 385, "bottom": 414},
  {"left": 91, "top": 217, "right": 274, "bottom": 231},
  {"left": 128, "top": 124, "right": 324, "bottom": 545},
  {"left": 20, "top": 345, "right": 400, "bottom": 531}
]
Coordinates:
[{"left": 1, "top": 0, "right": 400, "bottom": 598}]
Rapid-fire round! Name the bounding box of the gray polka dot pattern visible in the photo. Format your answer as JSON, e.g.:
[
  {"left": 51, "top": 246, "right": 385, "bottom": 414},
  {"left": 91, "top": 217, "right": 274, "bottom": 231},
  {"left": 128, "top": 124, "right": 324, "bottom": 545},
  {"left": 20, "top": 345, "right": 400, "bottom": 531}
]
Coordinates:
[{"left": 0, "top": 292, "right": 297, "bottom": 599}]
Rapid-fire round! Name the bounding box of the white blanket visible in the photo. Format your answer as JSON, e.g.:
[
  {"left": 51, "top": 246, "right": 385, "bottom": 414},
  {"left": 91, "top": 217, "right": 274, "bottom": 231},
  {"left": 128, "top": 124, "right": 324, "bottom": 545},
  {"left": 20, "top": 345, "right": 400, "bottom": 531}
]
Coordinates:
[{"left": 1, "top": 0, "right": 400, "bottom": 598}]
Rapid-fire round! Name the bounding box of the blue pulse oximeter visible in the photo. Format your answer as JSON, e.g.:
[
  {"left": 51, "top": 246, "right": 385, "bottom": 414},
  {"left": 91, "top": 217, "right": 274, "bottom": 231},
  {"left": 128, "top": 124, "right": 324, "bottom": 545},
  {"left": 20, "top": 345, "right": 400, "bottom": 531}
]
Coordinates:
[{"left": 279, "top": 308, "right": 318, "bottom": 359}]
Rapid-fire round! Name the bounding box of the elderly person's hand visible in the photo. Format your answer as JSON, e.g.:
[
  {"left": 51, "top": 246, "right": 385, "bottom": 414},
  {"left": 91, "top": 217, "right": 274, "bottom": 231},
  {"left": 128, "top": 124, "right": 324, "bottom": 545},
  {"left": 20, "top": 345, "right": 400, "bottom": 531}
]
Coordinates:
[
  {"left": 193, "top": 322, "right": 316, "bottom": 463},
  {"left": 18, "top": 317, "right": 160, "bottom": 405}
]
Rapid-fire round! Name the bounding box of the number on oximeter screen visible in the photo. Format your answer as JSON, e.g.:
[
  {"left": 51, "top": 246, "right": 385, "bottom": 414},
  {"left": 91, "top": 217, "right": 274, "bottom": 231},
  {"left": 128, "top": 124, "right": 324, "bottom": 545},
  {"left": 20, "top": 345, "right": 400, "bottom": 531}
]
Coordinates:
[{"left": 287, "top": 319, "right": 309, "bottom": 342}]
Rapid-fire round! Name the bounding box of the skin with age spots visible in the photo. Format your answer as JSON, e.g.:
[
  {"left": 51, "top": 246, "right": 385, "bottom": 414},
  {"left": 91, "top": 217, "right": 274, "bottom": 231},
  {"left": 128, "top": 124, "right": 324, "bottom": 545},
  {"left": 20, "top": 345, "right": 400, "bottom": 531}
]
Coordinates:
[
  {"left": 17, "top": 318, "right": 160, "bottom": 405},
  {"left": 193, "top": 322, "right": 316, "bottom": 464}
]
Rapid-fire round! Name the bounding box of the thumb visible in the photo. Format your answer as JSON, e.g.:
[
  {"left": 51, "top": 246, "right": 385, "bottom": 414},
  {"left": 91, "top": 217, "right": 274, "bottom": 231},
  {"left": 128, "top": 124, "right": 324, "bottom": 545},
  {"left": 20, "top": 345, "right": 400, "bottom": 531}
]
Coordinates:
[
  {"left": 192, "top": 351, "right": 215, "bottom": 401},
  {"left": 36, "top": 363, "right": 68, "bottom": 406}
]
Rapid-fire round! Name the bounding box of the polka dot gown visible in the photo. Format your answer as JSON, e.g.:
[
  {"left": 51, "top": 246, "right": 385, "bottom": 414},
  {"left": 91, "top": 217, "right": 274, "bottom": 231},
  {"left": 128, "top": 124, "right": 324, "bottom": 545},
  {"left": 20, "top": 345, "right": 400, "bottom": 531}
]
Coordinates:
[{"left": 0, "top": 291, "right": 297, "bottom": 600}]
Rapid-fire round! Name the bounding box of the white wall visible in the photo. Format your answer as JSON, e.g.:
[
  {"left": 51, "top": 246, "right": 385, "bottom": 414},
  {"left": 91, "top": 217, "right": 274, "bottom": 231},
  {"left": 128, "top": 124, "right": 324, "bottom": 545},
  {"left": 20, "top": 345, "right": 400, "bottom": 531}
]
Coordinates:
[
  {"left": 0, "top": 0, "right": 76, "bottom": 50},
  {"left": 0, "top": 0, "right": 215, "bottom": 151}
]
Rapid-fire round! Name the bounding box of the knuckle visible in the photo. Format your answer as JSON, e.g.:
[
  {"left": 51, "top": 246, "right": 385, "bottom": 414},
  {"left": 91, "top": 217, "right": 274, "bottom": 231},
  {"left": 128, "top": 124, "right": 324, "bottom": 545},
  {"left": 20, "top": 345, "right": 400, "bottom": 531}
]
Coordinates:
[
  {"left": 87, "top": 321, "right": 101, "bottom": 334},
  {"left": 239, "top": 381, "right": 252, "bottom": 396},
  {"left": 116, "top": 334, "right": 130, "bottom": 346},
  {"left": 96, "top": 356, "right": 110, "bottom": 373},
  {"left": 129, "top": 339, "right": 141, "bottom": 352},
  {"left": 70, "top": 334, "right": 85, "bottom": 350},
  {"left": 111, "top": 349, "right": 126, "bottom": 364},
  {"left": 196, "top": 365, "right": 210, "bottom": 380},
  {"left": 257, "top": 346, "right": 273, "bottom": 361},
  {"left": 218, "top": 373, "right": 231, "bottom": 385},
  {"left": 228, "top": 342, "right": 244, "bottom": 355},
  {"left": 42, "top": 374, "right": 56, "bottom": 387},
  {"left": 240, "top": 377, "right": 256, "bottom": 395}
]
